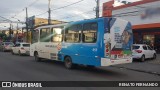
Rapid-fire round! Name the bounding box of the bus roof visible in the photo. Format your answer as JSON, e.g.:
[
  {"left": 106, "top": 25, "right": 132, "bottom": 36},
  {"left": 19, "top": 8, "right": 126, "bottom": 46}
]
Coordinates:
[
  {"left": 35, "top": 17, "right": 130, "bottom": 29},
  {"left": 68, "top": 17, "right": 129, "bottom": 25},
  {"left": 69, "top": 18, "right": 104, "bottom": 25},
  {"left": 35, "top": 23, "right": 68, "bottom": 29}
]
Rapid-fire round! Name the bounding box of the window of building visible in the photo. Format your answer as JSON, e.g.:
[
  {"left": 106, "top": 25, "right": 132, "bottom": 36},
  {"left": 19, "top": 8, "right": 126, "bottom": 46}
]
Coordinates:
[
  {"left": 40, "top": 28, "right": 50, "bottom": 42},
  {"left": 51, "top": 28, "right": 63, "bottom": 42},
  {"left": 143, "top": 35, "right": 155, "bottom": 45},
  {"left": 65, "top": 24, "right": 82, "bottom": 43},
  {"left": 82, "top": 22, "right": 97, "bottom": 43}
]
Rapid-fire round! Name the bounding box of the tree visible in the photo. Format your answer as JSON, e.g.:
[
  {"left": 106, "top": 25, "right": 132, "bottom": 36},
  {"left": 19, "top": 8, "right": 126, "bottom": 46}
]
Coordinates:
[{"left": 0, "top": 33, "right": 7, "bottom": 41}]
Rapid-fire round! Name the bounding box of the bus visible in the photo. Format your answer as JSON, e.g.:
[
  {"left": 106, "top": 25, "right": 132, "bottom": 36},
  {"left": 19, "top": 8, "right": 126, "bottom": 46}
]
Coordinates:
[{"left": 30, "top": 17, "right": 133, "bottom": 69}]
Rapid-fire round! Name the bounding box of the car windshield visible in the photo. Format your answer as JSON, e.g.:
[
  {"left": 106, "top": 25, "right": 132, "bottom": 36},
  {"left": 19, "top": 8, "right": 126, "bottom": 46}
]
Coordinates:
[
  {"left": 132, "top": 46, "right": 140, "bottom": 49},
  {"left": 4, "top": 42, "right": 14, "bottom": 46},
  {"left": 23, "top": 44, "right": 30, "bottom": 47}
]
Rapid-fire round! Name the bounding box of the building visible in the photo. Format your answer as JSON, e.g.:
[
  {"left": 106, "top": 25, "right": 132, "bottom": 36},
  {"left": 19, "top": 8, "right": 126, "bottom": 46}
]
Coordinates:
[
  {"left": 24, "top": 17, "right": 66, "bottom": 43},
  {"left": 28, "top": 16, "right": 66, "bottom": 29},
  {"left": 34, "top": 18, "right": 65, "bottom": 26},
  {"left": 103, "top": 0, "right": 160, "bottom": 52}
]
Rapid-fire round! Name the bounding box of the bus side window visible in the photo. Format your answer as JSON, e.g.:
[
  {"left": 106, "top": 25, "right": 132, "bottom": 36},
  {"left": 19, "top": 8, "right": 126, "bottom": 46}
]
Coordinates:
[
  {"left": 65, "top": 24, "right": 82, "bottom": 43},
  {"left": 82, "top": 22, "right": 97, "bottom": 43},
  {"left": 51, "top": 28, "right": 63, "bottom": 42},
  {"left": 32, "top": 29, "right": 39, "bottom": 43},
  {"left": 40, "top": 28, "right": 50, "bottom": 42}
]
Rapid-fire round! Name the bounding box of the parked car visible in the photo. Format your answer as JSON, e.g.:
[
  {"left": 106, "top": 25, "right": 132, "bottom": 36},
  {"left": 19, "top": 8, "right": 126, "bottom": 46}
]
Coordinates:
[
  {"left": 132, "top": 44, "right": 156, "bottom": 62},
  {"left": 11, "top": 43, "right": 30, "bottom": 55},
  {"left": 0, "top": 42, "right": 14, "bottom": 52}
]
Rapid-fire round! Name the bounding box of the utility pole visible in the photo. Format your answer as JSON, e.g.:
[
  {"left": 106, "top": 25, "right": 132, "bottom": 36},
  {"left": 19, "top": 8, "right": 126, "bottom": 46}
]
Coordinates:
[
  {"left": 48, "top": 0, "right": 51, "bottom": 25},
  {"left": 9, "top": 23, "right": 12, "bottom": 40},
  {"left": 16, "top": 23, "right": 18, "bottom": 42},
  {"left": 26, "top": 7, "right": 29, "bottom": 42},
  {"left": 9, "top": 23, "right": 13, "bottom": 42},
  {"left": 96, "top": 0, "right": 100, "bottom": 18}
]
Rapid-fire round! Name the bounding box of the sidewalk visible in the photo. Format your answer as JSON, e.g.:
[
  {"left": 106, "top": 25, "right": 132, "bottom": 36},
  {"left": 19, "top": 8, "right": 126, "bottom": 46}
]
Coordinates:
[
  {"left": 112, "top": 54, "right": 160, "bottom": 76},
  {"left": 113, "top": 62, "right": 160, "bottom": 76}
]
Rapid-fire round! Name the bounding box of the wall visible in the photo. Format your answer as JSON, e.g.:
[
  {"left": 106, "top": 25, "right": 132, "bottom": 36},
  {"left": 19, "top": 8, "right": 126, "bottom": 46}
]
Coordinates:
[{"left": 103, "top": 0, "right": 160, "bottom": 29}]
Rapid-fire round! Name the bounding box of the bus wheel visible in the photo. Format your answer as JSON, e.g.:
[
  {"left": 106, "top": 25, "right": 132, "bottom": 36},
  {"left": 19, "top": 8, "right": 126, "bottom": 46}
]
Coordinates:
[
  {"left": 34, "top": 52, "right": 41, "bottom": 62},
  {"left": 64, "top": 57, "right": 74, "bottom": 69}
]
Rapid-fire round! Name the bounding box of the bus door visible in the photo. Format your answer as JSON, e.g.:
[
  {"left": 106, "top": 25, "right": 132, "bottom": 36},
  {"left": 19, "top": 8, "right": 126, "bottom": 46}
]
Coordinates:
[
  {"left": 79, "top": 22, "right": 99, "bottom": 65},
  {"left": 63, "top": 24, "right": 82, "bottom": 62}
]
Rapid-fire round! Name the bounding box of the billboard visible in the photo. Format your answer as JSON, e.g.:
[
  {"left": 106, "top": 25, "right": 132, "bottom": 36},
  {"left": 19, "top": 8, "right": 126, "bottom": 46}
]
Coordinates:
[{"left": 27, "top": 16, "right": 35, "bottom": 29}]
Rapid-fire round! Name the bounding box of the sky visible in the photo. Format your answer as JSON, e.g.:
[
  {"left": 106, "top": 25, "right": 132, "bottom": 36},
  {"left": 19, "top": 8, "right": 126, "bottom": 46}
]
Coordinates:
[{"left": 0, "top": 0, "right": 141, "bottom": 30}]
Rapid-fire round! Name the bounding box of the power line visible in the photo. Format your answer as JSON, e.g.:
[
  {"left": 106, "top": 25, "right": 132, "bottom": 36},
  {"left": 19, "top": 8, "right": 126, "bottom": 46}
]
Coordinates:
[
  {"left": 35, "top": 11, "right": 48, "bottom": 16},
  {"left": 10, "top": 0, "right": 40, "bottom": 19},
  {"left": 54, "top": 8, "right": 147, "bottom": 22},
  {"left": 10, "top": 9, "right": 25, "bottom": 19},
  {"left": 0, "top": 16, "right": 13, "bottom": 22},
  {"left": 35, "top": 0, "right": 85, "bottom": 17},
  {"left": 9, "top": 0, "right": 150, "bottom": 23},
  {"left": 47, "top": 3, "right": 159, "bottom": 22},
  {"left": 51, "top": 0, "right": 84, "bottom": 11},
  {"left": 28, "top": 0, "right": 40, "bottom": 8},
  {"left": 55, "top": 10, "right": 95, "bottom": 22}
]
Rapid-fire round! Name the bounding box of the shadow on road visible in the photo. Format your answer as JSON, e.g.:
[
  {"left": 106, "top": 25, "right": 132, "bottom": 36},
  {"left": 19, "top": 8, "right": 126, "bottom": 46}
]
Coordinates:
[
  {"left": 133, "top": 58, "right": 157, "bottom": 63},
  {"left": 35, "top": 59, "right": 126, "bottom": 78}
]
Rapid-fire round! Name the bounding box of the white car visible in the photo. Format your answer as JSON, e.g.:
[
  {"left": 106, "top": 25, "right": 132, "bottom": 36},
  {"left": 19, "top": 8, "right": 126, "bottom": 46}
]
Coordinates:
[
  {"left": 132, "top": 44, "right": 156, "bottom": 62},
  {"left": 11, "top": 43, "right": 30, "bottom": 55},
  {"left": 0, "top": 42, "right": 14, "bottom": 51}
]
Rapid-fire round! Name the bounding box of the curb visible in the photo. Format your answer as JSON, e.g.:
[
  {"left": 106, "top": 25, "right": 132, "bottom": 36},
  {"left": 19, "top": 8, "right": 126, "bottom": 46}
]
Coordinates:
[{"left": 111, "top": 66, "right": 160, "bottom": 76}]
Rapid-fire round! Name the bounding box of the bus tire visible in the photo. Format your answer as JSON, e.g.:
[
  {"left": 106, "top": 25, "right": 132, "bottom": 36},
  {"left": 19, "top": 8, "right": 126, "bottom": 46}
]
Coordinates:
[
  {"left": 34, "top": 52, "right": 41, "bottom": 62},
  {"left": 64, "top": 56, "right": 74, "bottom": 69}
]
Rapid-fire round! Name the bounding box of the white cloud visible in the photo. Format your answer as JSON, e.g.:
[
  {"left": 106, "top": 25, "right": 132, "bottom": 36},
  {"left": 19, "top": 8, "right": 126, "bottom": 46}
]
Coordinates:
[{"left": 73, "top": 10, "right": 90, "bottom": 18}]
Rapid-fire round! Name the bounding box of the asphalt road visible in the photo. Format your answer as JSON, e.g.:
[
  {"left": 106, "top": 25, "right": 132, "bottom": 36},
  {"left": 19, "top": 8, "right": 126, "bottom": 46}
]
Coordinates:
[{"left": 0, "top": 52, "right": 160, "bottom": 81}]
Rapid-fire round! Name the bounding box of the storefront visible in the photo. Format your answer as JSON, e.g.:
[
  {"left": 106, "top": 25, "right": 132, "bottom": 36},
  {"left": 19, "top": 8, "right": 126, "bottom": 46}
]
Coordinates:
[
  {"left": 103, "top": 0, "right": 160, "bottom": 52},
  {"left": 133, "top": 28, "right": 160, "bottom": 53}
]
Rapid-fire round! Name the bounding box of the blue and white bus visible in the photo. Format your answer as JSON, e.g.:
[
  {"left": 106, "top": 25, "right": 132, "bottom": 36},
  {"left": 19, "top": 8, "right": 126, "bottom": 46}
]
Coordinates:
[{"left": 30, "top": 17, "right": 133, "bottom": 69}]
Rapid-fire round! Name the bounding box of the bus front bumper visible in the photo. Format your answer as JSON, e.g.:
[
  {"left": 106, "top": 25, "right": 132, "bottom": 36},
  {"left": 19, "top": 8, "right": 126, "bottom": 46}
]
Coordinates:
[{"left": 101, "top": 58, "right": 132, "bottom": 66}]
